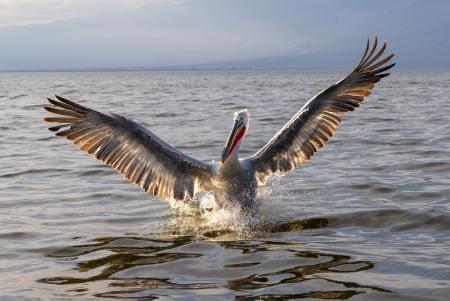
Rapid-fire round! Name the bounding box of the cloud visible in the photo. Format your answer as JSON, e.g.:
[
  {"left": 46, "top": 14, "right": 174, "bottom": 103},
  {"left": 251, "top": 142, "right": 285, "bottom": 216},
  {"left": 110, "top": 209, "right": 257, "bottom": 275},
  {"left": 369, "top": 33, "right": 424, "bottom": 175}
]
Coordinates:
[
  {"left": 0, "top": 0, "right": 160, "bottom": 27},
  {"left": 0, "top": 0, "right": 448, "bottom": 70}
]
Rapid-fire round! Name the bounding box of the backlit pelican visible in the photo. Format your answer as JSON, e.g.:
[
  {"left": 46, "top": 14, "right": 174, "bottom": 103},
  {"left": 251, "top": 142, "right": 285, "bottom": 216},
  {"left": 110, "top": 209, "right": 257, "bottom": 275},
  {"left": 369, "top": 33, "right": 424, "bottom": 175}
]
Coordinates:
[{"left": 44, "top": 38, "right": 395, "bottom": 207}]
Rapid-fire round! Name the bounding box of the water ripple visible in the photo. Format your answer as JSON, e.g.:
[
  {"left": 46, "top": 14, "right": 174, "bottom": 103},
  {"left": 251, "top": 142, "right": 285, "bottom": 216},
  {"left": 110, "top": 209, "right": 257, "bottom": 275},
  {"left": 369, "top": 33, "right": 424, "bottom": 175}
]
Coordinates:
[
  {"left": 0, "top": 168, "right": 70, "bottom": 178},
  {"left": 1, "top": 70, "right": 449, "bottom": 300}
]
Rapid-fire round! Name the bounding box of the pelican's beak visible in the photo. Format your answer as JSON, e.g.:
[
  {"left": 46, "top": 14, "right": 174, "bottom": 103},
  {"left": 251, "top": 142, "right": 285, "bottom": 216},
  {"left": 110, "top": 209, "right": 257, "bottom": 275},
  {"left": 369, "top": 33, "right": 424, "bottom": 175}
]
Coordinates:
[{"left": 221, "top": 120, "right": 245, "bottom": 164}]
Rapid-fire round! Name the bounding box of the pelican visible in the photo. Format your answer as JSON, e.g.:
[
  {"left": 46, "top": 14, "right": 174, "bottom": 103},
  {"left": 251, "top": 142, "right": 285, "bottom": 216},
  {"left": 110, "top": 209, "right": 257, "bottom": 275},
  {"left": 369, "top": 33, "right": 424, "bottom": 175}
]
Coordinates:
[{"left": 44, "top": 38, "right": 395, "bottom": 208}]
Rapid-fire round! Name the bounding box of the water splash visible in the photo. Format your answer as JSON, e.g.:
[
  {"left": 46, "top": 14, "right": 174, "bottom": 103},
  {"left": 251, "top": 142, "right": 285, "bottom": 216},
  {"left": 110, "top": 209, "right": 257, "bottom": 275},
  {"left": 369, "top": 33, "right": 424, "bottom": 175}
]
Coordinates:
[
  {"left": 163, "top": 173, "right": 301, "bottom": 237},
  {"left": 165, "top": 192, "right": 270, "bottom": 237},
  {"left": 256, "top": 173, "right": 284, "bottom": 198}
]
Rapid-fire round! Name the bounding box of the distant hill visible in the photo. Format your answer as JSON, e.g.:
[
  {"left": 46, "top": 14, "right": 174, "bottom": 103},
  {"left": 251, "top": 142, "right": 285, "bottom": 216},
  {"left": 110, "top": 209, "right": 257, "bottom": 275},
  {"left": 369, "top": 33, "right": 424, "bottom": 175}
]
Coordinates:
[
  {"left": 0, "top": 0, "right": 449, "bottom": 71},
  {"left": 173, "top": 50, "right": 372, "bottom": 70}
]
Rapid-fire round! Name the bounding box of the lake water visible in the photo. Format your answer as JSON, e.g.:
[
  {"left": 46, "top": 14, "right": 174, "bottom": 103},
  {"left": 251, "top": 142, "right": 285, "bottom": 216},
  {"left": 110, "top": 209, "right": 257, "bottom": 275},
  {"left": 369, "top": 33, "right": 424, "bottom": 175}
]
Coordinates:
[{"left": 0, "top": 70, "right": 449, "bottom": 300}]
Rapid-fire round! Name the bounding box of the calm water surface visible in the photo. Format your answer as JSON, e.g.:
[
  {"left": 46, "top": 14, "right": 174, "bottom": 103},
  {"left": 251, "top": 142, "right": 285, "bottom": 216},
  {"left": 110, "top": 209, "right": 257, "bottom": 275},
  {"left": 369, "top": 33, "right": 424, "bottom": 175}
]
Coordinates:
[{"left": 0, "top": 70, "right": 449, "bottom": 300}]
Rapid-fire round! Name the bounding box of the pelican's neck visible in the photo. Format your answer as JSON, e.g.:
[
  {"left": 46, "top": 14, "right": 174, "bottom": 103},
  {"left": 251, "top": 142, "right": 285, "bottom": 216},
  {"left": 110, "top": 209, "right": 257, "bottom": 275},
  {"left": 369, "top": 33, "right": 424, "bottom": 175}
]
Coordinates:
[
  {"left": 219, "top": 141, "right": 242, "bottom": 177},
  {"left": 222, "top": 141, "right": 241, "bottom": 167}
]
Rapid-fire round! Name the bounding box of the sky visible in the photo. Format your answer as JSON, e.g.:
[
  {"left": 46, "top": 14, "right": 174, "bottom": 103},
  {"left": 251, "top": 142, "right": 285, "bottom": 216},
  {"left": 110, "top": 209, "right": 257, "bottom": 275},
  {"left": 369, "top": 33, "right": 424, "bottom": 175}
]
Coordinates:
[
  {"left": 0, "top": 0, "right": 157, "bottom": 27},
  {"left": 0, "top": 0, "right": 449, "bottom": 71}
]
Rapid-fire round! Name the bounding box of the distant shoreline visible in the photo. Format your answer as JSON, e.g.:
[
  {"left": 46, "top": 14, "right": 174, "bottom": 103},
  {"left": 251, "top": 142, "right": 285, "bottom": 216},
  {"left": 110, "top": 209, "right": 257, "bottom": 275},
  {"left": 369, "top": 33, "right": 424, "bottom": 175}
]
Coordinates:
[{"left": 1, "top": 67, "right": 449, "bottom": 73}]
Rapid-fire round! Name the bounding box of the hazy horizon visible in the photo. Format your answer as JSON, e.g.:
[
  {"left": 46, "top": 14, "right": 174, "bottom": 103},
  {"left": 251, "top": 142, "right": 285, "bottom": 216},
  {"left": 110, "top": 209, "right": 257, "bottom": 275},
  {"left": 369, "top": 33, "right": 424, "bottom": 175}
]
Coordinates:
[{"left": 1, "top": 0, "right": 449, "bottom": 71}]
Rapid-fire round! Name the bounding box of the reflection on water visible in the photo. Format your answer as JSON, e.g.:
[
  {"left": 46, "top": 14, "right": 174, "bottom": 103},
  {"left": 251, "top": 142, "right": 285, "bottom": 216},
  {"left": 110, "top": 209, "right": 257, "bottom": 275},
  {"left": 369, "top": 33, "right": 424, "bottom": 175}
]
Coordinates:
[
  {"left": 40, "top": 230, "right": 386, "bottom": 300},
  {"left": 33, "top": 210, "right": 450, "bottom": 300}
]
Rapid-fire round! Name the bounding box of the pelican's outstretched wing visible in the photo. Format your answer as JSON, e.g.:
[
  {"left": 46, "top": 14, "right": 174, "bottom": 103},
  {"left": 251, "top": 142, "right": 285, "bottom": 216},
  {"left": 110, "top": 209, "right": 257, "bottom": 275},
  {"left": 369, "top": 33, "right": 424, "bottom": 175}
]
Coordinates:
[
  {"left": 249, "top": 37, "right": 396, "bottom": 184},
  {"left": 44, "top": 96, "right": 214, "bottom": 201}
]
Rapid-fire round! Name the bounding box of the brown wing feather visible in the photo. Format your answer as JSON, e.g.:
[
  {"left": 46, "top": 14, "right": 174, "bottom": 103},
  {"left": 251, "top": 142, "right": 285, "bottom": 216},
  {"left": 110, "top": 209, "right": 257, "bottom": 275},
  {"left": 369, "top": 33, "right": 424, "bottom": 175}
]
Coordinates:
[
  {"left": 44, "top": 95, "right": 213, "bottom": 201},
  {"left": 250, "top": 37, "right": 396, "bottom": 185}
]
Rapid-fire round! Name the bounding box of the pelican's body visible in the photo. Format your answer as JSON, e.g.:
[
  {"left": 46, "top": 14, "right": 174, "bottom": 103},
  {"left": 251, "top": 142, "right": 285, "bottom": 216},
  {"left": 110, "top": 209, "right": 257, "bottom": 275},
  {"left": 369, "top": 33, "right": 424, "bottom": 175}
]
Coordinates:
[
  {"left": 210, "top": 110, "right": 257, "bottom": 206},
  {"left": 44, "top": 38, "right": 395, "bottom": 209},
  {"left": 214, "top": 158, "right": 256, "bottom": 207}
]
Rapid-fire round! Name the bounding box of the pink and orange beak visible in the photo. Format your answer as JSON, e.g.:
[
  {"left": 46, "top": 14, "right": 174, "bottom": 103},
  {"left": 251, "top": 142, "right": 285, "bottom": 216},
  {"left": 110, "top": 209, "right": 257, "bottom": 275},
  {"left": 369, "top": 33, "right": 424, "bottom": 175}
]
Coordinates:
[{"left": 221, "top": 120, "right": 246, "bottom": 164}]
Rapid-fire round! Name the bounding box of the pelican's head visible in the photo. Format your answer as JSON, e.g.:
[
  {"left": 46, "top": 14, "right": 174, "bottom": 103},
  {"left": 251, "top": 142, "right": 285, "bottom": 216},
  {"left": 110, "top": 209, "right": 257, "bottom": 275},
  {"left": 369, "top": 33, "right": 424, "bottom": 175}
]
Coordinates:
[{"left": 221, "top": 109, "right": 249, "bottom": 164}]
